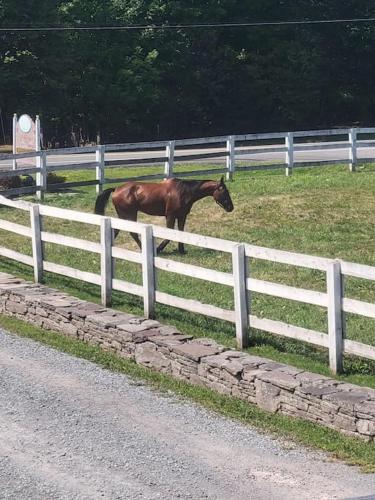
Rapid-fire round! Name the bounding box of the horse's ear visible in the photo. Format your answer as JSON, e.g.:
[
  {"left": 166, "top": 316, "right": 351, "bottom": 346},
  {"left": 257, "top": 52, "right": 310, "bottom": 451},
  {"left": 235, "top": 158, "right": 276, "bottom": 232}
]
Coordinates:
[{"left": 220, "top": 176, "right": 225, "bottom": 185}]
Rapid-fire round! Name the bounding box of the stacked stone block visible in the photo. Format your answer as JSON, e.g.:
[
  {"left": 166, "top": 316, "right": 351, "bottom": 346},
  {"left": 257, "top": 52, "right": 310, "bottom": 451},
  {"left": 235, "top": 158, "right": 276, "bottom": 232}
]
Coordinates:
[{"left": 0, "top": 272, "right": 374, "bottom": 442}]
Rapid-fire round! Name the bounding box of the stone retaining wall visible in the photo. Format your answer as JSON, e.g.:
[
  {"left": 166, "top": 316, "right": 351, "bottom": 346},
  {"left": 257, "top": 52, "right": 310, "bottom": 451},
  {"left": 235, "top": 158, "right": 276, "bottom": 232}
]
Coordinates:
[{"left": 0, "top": 272, "right": 374, "bottom": 442}]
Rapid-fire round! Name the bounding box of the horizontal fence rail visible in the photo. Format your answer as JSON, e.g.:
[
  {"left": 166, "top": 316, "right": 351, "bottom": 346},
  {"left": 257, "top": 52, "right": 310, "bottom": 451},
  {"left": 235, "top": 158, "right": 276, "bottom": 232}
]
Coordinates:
[
  {"left": 0, "top": 195, "right": 374, "bottom": 374},
  {"left": 1, "top": 127, "right": 375, "bottom": 198}
]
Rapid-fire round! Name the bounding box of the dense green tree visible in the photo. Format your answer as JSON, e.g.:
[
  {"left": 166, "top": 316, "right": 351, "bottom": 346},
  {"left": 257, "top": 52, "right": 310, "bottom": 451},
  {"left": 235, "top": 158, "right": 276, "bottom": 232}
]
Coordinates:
[{"left": 0, "top": 1, "right": 375, "bottom": 144}]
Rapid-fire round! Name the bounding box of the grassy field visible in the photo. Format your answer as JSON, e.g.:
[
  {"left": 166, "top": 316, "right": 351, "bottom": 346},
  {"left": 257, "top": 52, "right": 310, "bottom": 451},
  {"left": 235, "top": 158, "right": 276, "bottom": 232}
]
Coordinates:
[{"left": 1, "top": 161, "right": 375, "bottom": 386}]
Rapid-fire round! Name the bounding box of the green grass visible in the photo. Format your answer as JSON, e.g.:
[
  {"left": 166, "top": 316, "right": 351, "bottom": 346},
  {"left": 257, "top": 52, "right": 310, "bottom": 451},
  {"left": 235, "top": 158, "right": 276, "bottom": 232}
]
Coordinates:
[
  {"left": 0, "top": 145, "right": 31, "bottom": 153},
  {"left": 1, "top": 162, "right": 375, "bottom": 386},
  {"left": 1, "top": 313, "right": 374, "bottom": 472}
]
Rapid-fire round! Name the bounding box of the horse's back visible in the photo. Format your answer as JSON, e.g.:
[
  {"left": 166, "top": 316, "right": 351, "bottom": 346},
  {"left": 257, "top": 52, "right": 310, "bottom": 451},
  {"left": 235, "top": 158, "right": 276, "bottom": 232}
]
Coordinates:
[{"left": 112, "top": 179, "right": 170, "bottom": 216}]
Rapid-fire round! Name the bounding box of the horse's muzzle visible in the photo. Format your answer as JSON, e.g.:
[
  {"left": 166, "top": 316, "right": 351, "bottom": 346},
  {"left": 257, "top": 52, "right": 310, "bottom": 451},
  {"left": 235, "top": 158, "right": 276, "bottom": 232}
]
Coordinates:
[{"left": 217, "top": 200, "right": 234, "bottom": 212}]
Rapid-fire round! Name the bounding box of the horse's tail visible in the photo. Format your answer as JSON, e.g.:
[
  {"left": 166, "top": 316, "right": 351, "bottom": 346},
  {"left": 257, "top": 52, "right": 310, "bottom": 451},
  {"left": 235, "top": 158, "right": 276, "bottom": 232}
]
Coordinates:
[{"left": 94, "top": 188, "right": 115, "bottom": 215}]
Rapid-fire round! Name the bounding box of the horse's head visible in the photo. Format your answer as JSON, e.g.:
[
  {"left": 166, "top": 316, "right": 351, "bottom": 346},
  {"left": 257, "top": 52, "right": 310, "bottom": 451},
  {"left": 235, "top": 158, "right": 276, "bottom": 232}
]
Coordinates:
[{"left": 213, "top": 176, "right": 234, "bottom": 212}]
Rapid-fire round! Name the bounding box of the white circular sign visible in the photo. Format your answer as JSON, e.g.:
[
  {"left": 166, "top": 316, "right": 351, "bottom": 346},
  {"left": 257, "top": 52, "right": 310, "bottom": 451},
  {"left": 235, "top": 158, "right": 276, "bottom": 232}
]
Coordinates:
[{"left": 18, "top": 114, "right": 32, "bottom": 133}]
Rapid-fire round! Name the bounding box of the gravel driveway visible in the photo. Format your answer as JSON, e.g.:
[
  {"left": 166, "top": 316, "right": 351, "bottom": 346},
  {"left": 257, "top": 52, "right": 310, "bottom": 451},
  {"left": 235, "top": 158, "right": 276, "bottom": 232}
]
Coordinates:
[{"left": 0, "top": 328, "right": 374, "bottom": 500}]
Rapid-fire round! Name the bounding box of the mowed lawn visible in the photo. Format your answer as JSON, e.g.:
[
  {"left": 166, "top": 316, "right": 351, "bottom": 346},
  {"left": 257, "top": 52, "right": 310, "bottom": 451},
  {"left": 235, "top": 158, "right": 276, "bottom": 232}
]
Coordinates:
[{"left": 1, "top": 162, "right": 375, "bottom": 386}]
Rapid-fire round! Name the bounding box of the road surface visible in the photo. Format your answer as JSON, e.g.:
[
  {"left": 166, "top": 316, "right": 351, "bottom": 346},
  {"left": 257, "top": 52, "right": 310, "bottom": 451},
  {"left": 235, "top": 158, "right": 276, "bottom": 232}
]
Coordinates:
[{"left": 0, "top": 328, "right": 374, "bottom": 500}]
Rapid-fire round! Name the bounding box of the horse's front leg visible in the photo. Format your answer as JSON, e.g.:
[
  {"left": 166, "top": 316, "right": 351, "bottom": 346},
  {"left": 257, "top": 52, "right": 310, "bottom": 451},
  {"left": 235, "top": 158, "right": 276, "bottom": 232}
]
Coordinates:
[
  {"left": 157, "top": 215, "right": 175, "bottom": 254},
  {"left": 177, "top": 214, "right": 187, "bottom": 254}
]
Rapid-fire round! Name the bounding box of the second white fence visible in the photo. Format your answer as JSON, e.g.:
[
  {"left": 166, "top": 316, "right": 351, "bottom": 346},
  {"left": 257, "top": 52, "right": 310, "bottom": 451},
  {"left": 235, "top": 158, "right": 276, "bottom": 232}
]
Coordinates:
[{"left": 1, "top": 126, "right": 375, "bottom": 198}]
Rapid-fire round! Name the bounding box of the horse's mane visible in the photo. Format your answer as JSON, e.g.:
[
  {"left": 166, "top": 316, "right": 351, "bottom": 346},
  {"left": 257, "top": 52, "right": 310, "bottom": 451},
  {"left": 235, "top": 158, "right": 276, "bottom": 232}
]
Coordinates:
[{"left": 173, "top": 178, "right": 213, "bottom": 196}]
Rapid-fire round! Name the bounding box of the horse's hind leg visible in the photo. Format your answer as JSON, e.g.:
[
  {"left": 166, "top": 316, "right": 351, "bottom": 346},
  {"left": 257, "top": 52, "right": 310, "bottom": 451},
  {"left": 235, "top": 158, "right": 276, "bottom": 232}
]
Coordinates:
[
  {"left": 116, "top": 209, "right": 142, "bottom": 249},
  {"left": 177, "top": 214, "right": 187, "bottom": 254},
  {"left": 157, "top": 215, "right": 176, "bottom": 254},
  {"left": 131, "top": 230, "right": 142, "bottom": 249}
]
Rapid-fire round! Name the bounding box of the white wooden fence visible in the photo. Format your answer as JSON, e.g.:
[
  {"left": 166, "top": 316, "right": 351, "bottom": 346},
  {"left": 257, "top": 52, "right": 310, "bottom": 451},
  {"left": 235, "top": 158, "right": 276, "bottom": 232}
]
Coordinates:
[
  {"left": 0, "top": 194, "right": 374, "bottom": 374},
  {"left": 1, "top": 127, "right": 375, "bottom": 198}
]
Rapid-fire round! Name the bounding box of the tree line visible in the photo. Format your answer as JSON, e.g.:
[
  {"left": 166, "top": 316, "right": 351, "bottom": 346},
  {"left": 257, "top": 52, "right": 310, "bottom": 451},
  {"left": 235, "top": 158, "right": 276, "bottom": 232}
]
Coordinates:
[{"left": 1, "top": 1, "right": 375, "bottom": 146}]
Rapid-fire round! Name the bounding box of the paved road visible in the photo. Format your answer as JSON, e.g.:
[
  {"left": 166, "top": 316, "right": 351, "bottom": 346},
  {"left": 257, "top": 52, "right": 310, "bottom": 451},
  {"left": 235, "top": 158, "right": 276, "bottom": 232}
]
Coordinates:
[
  {"left": 0, "top": 329, "right": 374, "bottom": 500},
  {"left": 1, "top": 142, "right": 375, "bottom": 171}
]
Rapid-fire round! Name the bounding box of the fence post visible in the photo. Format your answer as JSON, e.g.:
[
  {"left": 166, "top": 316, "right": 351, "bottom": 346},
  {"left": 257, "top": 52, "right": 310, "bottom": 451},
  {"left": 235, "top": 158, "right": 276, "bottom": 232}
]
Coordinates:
[
  {"left": 12, "top": 113, "right": 17, "bottom": 170},
  {"left": 100, "top": 216, "right": 112, "bottom": 307},
  {"left": 349, "top": 128, "right": 357, "bottom": 172},
  {"left": 232, "top": 243, "right": 249, "bottom": 348},
  {"left": 285, "top": 132, "right": 294, "bottom": 176},
  {"left": 96, "top": 145, "right": 105, "bottom": 194},
  {"left": 36, "top": 151, "right": 47, "bottom": 201},
  {"left": 327, "top": 260, "right": 344, "bottom": 374},
  {"left": 226, "top": 135, "right": 235, "bottom": 181},
  {"left": 35, "top": 115, "right": 41, "bottom": 151},
  {"left": 141, "top": 224, "right": 156, "bottom": 318},
  {"left": 30, "top": 204, "right": 43, "bottom": 283},
  {"left": 111, "top": 227, "right": 117, "bottom": 279},
  {"left": 164, "top": 140, "right": 175, "bottom": 178}
]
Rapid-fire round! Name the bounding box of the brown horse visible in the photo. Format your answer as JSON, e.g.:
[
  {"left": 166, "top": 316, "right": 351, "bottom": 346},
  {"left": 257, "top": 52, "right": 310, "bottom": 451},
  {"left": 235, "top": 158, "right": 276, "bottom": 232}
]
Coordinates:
[{"left": 94, "top": 176, "right": 234, "bottom": 254}]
